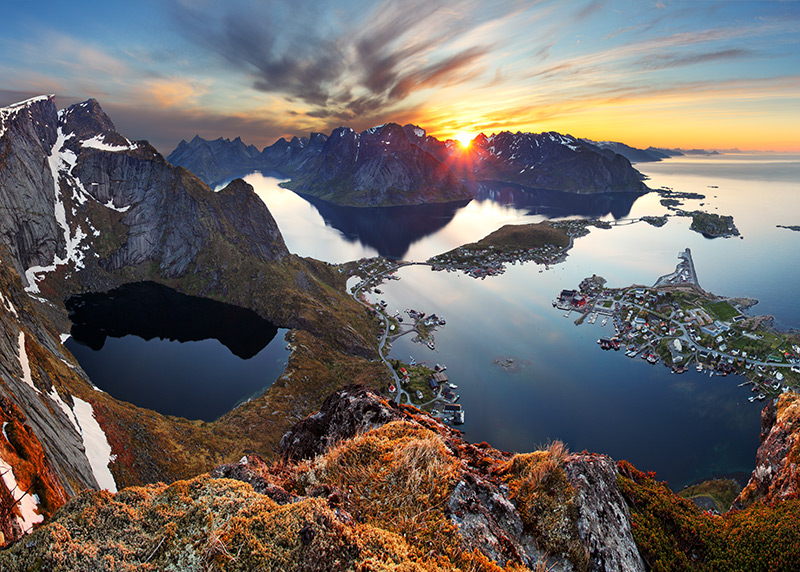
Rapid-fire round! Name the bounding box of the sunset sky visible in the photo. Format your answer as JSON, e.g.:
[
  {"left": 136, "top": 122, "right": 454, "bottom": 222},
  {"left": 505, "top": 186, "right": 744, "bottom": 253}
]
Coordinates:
[{"left": 1, "top": 0, "right": 798, "bottom": 153}]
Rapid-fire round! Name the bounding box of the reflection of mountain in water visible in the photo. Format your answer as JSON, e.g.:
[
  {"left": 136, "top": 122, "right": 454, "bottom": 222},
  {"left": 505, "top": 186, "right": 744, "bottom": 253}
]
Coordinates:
[
  {"left": 474, "top": 182, "right": 644, "bottom": 219},
  {"left": 66, "top": 282, "right": 278, "bottom": 359},
  {"left": 299, "top": 194, "right": 472, "bottom": 259}
]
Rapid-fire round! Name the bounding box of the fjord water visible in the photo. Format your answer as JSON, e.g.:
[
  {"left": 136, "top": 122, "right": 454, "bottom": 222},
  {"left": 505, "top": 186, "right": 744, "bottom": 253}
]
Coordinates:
[
  {"left": 65, "top": 282, "right": 290, "bottom": 421},
  {"left": 244, "top": 153, "right": 799, "bottom": 489}
]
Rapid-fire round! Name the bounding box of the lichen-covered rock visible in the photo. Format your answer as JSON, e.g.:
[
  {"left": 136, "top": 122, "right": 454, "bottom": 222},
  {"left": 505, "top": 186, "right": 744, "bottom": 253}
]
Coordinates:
[
  {"left": 211, "top": 454, "right": 296, "bottom": 504},
  {"left": 282, "top": 385, "right": 644, "bottom": 571},
  {"left": 564, "top": 453, "right": 645, "bottom": 572},
  {"left": 447, "top": 473, "right": 546, "bottom": 568}
]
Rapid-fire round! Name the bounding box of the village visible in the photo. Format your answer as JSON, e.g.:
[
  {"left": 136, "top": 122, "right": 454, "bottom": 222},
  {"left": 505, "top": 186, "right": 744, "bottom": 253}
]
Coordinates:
[
  {"left": 426, "top": 219, "right": 603, "bottom": 278},
  {"left": 345, "top": 256, "right": 466, "bottom": 425},
  {"left": 342, "top": 242, "right": 800, "bottom": 428},
  {"left": 554, "top": 249, "right": 800, "bottom": 401}
]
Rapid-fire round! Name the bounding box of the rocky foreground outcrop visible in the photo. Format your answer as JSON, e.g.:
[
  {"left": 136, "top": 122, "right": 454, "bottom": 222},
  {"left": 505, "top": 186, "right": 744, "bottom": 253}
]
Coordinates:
[
  {"left": 0, "top": 386, "right": 646, "bottom": 571},
  {"left": 3, "top": 387, "right": 800, "bottom": 571},
  {"left": 734, "top": 392, "right": 800, "bottom": 508}
]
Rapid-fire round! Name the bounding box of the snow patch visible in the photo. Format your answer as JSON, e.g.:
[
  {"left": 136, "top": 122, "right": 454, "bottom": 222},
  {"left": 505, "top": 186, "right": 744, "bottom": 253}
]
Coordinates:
[
  {"left": 24, "top": 126, "right": 90, "bottom": 293},
  {"left": 17, "top": 332, "right": 39, "bottom": 394},
  {"left": 346, "top": 275, "right": 363, "bottom": 294},
  {"left": 413, "top": 127, "right": 425, "bottom": 138},
  {"left": 0, "top": 454, "right": 43, "bottom": 532},
  {"left": 366, "top": 124, "right": 386, "bottom": 135},
  {"left": 1, "top": 422, "right": 8, "bottom": 442},
  {"left": 48, "top": 388, "right": 80, "bottom": 434},
  {"left": 72, "top": 397, "right": 117, "bottom": 492},
  {"left": 0, "top": 290, "right": 17, "bottom": 317},
  {"left": 59, "top": 333, "right": 70, "bottom": 343},
  {"left": 104, "top": 198, "right": 130, "bottom": 212},
  {"left": 556, "top": 134, "right": 579, "bottom": 151},
  {"left": 81, "top": 134, "right": 138, "bottom": 152}
]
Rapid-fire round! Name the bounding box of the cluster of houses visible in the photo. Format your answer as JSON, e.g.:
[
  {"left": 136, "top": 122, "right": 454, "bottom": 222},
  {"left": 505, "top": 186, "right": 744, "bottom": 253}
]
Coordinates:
[
  {"left": 426, "top": 219, "right": 598, "bottom": 280},
  {"left": 556, "top": 276, "right": 800, "bottom": 395}
]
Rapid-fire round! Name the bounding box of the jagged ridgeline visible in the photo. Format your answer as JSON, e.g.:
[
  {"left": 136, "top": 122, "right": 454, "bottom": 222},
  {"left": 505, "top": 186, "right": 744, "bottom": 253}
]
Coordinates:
[
  {"left": 168, "top": 124, "right": 648, "bottom": 206},
  {"left": 2, "top": 95, "right": 800, "bottom": 569}
]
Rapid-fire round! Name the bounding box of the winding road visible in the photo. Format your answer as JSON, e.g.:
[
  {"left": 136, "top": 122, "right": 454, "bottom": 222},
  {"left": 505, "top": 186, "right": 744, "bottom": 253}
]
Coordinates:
[{"left": 349, "top": 271, "right": 409, "bottom": 404}]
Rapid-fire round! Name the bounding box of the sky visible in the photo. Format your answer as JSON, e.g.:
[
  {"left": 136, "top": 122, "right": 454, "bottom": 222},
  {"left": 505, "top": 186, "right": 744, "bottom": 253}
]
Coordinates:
[{"left": 0, "top": 0, "right": 798, "bottom": 153}]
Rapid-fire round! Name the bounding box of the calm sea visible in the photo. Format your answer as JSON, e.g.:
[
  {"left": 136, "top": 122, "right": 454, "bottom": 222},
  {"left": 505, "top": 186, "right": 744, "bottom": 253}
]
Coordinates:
[
  {"left": 242, "top": 153, "right": 799, "bottom": 488},
  {"left": 68, "top": 153, "right": 798, "bottom": 487}
]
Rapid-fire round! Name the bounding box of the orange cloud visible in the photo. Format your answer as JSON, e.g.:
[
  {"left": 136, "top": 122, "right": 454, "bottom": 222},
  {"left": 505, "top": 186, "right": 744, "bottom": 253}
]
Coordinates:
[{"left": 143, "top": 78, "right": 209, "bottom": 108}]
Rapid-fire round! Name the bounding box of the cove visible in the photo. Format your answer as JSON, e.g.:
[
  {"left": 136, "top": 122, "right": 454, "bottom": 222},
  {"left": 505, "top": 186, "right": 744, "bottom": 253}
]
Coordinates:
[{"left": 64, "top": 282, "right": 290, "bottom": 421}]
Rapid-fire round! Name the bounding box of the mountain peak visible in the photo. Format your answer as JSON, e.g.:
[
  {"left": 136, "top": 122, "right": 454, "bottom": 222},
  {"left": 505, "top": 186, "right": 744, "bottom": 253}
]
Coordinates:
[
  {"left": 0, "top": 95, "right": 57, "bottom": 143},
  {"left": 169, "top": 123, "right": 648, "bottom": 201},
  {"left": 60, "top": 99, "right": 120, "bottom": 143},
  {"left": 402, "top": 124, "right": 426, "bottom": 140}
]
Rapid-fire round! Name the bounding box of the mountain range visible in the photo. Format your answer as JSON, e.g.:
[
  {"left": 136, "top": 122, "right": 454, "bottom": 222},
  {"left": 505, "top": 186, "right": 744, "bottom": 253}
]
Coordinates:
[
  {"left": 0, "top": 95, "right": 798, "bottom": 569},
  {"left": 168, "top": 124, "right": 648, "bottom": 206},
  {"left": 581, "top": 139, "right": 722, "bottom": 164}
]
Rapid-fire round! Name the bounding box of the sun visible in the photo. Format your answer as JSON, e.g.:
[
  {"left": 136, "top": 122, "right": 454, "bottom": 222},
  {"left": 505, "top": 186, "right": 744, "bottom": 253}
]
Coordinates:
[{"left": 453, "top": 132, "right": 474, "bottom": 148}]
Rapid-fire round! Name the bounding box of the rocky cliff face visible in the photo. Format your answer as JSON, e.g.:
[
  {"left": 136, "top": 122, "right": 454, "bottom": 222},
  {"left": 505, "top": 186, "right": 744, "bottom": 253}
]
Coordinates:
[
  {"left": 0, "top": 95, "right": 290, "bottom": 301},
  {"left": 0, "top": 248, "right": 105, "bottom": 545},
  {"left": 734, "top": 392, "right": 800, "bottom": 508},
  {"left": 0, "top": 96, "right": 62, "bottom": 281},
  {"left": 169, "top": 124, "right": 647, "bottom": 207},
  {"left": 0, "top": 385, "right": 645, "bottom": 571}
]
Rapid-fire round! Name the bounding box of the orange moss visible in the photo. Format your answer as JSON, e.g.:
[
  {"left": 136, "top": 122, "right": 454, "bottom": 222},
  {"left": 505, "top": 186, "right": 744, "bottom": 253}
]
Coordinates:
[
  {"left": 500, "top": 442, "right": 587, "bottom": 570},
  {"left": 308, "top": 420, "right": 462, "bottom": 559},
  {"left": 617, "top": 459, "right": 800, "bottom": 571},
  {"left": 0, "top": 396, "right": 67, "bottom": 546}
]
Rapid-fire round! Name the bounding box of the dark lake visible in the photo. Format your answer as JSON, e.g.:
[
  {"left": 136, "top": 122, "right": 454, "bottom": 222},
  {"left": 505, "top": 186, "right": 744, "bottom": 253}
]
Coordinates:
[{"left": 65, "top": 282, "right": 290, "bottom": 421}]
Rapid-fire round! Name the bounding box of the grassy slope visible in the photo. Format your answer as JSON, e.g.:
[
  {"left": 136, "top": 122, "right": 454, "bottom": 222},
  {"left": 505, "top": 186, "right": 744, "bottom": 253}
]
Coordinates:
[
  {"left": 472, "top": 222, "right": 570, "bottom": 251},
  {"left": 618, "top": 460, "right": 800, "bottom": 571}
]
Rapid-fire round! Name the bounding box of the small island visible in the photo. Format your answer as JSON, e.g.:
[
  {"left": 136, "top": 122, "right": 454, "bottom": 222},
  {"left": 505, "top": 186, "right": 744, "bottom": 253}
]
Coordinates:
[
  {"left": 777, "top": 224, "right": 800, "bottom": 232},
  {"left": 689, "top": 211, "right": 740, "bottom": 238},
  {"left": 641, "top": 215, "right": 669, "bottom": 227}
]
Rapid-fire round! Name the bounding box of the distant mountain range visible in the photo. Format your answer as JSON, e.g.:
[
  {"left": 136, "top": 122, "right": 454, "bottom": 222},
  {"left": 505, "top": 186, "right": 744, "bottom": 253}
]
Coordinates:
[
  {"left": 168, "top": 125, "right": 648, "bottom": 207},
  {"left": 581, "top": 139, "right": 722, "bottom": 164}
]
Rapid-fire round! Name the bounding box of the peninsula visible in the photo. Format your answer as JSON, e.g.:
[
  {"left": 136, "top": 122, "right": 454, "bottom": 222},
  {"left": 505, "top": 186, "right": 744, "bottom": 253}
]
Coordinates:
[{"left": 554, "top": 249, "right": 799, "bottom": 399}]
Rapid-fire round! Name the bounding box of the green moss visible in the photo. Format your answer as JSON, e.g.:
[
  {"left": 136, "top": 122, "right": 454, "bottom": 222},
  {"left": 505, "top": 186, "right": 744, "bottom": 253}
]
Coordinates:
[
  {"left": 86, "top": 201, "right": 129, "bottom": 258},
  {"left": 502, "top": 444, "right": 588, "bottom": 570},
  {"left": 474, "top": 223, "right": 570, "bottom": 250}
]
